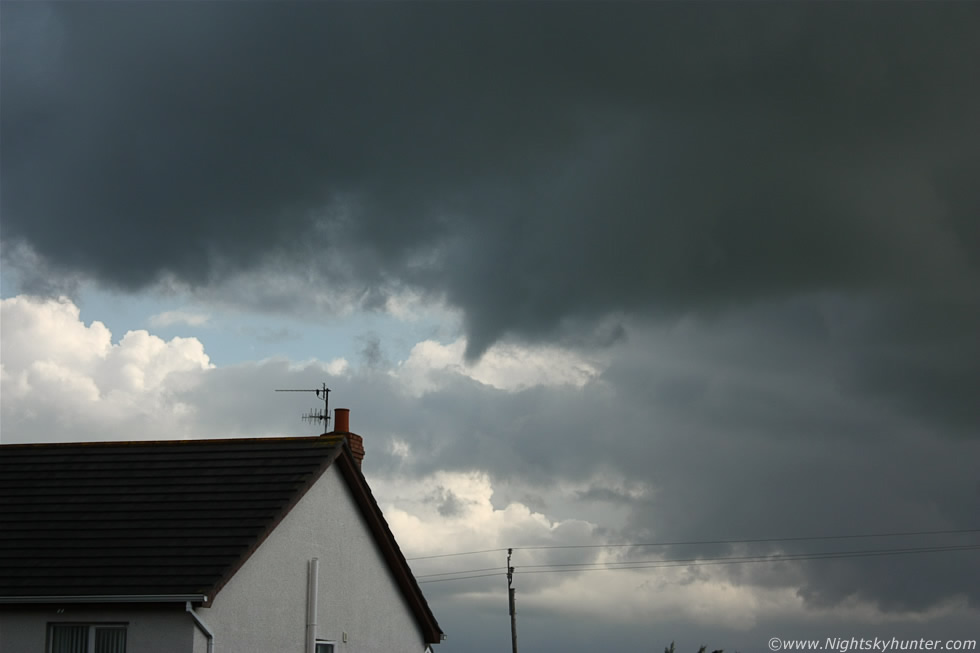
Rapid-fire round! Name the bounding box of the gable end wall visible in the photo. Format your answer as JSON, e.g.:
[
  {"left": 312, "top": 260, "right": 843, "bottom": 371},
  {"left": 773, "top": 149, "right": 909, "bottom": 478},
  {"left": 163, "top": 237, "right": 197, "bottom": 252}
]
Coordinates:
[{"left": 198, "top": 464, "right": 426, "bottom": 653}]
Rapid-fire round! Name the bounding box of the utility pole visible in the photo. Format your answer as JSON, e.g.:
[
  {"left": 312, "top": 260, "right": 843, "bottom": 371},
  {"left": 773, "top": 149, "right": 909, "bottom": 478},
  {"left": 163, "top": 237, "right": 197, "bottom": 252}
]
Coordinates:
[{"left": 507, "top": 548, "right": 518, "bottom": 653}]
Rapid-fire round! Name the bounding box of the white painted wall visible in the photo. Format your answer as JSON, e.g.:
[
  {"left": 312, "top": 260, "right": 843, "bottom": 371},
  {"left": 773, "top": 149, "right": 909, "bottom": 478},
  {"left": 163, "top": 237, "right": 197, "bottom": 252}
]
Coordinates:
[
  {"left": 198, "top": 464, "right": 428, "bottom": 653},
  {"left": 0, "top": 605, "right": 194, "bottom": 652}
]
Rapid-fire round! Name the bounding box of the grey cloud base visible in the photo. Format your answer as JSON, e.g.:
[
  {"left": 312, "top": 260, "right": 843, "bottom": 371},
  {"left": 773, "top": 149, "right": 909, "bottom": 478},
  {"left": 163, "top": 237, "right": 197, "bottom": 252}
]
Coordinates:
[{"left": 2, "top": 2, "right": 977, "bottom": 358}]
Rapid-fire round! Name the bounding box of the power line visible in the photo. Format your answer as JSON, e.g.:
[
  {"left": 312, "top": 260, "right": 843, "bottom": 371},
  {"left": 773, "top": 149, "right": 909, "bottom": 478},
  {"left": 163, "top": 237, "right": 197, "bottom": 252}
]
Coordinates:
[
  {"left": 518, "top": 544, "right": 980, "bottom": 574},
  {"left": 407, "top": 547, "right": 508, "bottom": 561},
  {"left": 417, "top": 572, "right": 507, "bottom": 584},
  {"left": 413, "top": 543, "right": 980, "bottom": 584},
  {"left": 514, "top": 528, "right": 980, "bottom": 552},
  {"left": 415, "top": 566, "right": 506, "bottom": 579},
  {"left": 515, "top": 544, "right": 980, "bottom": 571},
  {"left": 405, "top": 528, "right": 980, "bottom": 561}
]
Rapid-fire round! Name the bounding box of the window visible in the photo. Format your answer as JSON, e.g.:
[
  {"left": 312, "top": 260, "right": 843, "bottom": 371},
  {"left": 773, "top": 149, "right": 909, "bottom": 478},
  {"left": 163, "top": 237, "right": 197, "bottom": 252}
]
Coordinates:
[
  {"left": 48, "top": 624, "right": 127, "bottom": 653},
  {"left": 315, "top": 642, "right": 335, "bottom": 653}
]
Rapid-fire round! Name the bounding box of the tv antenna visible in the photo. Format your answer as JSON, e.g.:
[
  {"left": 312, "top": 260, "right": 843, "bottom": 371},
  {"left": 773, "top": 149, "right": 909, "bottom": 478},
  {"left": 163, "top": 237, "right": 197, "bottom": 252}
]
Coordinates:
[{"left": 275, "top": 382, "right": 331, "bottom": 431}]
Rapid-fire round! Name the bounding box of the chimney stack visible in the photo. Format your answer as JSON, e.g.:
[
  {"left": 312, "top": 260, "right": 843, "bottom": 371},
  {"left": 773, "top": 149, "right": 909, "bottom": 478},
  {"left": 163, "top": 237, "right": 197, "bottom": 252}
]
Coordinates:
[{"left": 331, "top": 408, "right": 364, "bottom": 469}]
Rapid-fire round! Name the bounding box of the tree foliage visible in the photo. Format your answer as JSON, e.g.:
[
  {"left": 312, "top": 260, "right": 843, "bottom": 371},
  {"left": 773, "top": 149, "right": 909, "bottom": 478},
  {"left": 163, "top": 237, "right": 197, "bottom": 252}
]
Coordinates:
[{"left": 664, "top": 642, "right": 727, "bottom": 653}]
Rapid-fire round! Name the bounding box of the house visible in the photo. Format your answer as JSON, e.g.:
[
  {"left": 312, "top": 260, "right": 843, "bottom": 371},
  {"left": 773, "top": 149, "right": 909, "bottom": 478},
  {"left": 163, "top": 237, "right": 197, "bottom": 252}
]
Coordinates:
[{"left": 0, "top": 408, "right": 443, "bottom": 653}]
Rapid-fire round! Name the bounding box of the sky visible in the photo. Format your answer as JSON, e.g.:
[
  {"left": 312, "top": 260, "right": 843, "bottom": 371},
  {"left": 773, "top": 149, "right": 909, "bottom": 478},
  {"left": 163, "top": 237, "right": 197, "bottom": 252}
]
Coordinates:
[{"left": 1, "top": 2, "right": 979, "bottom": 651}]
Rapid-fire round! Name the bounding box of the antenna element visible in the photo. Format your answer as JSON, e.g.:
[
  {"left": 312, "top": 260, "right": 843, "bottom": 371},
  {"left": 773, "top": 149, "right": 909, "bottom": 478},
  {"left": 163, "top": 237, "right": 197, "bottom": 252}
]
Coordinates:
[{"left": 275, "top": 383, "right": 331, "bottom": 432}]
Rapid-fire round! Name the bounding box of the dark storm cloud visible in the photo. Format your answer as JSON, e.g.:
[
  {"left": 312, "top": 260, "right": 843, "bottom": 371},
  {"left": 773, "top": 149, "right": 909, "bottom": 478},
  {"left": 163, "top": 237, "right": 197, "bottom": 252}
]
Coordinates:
[
  {"left": 118, "top": 296, "right": 975, "bottom": 623},
  {"left": 3, "top": 3, "right": 978, "bottom": 623},
  {"left": 303, "top": 299, "right": 974, "bottom": 616},
  {"left": 2, "top": 2, "right": 978, "bottom": 357}
]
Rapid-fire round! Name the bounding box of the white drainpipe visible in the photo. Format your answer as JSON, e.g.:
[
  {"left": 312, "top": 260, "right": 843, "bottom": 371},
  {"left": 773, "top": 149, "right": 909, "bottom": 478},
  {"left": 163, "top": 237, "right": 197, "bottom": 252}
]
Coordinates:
[
  {"left": 306, "top": 558, "right": 319, "bottom": 653},
  {"left": 186, "top": 601, "right": 215, "bottom": 653}
]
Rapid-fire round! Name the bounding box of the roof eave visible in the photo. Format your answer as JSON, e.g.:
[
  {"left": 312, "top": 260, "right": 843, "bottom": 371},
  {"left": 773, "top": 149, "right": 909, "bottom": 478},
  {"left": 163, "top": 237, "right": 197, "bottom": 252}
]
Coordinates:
[
  {"left": 335, "top": 450, "right": 445, "bottom": 644},
  {"left": 0, "top": 593, "right": 209, "bottom": 605}
]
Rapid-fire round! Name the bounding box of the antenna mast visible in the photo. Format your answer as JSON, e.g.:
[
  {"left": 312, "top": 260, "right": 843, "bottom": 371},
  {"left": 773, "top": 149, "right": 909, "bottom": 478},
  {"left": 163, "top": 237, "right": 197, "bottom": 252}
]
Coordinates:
[{"left": 275, "top": 382, "right": 331, "bottom": 432}]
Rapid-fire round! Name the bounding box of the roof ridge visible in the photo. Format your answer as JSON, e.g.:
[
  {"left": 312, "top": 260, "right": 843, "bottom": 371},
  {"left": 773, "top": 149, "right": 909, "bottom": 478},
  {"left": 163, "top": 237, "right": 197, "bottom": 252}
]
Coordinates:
[{"left": 0, "top": 435, "right": 341, "bottom": 449}]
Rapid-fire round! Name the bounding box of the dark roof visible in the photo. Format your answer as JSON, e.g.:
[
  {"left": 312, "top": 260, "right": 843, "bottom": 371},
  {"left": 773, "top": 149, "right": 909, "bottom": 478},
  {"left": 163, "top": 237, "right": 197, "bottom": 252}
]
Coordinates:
[{"left": 0, "top": 435, "right": 442, "bottom": 643}]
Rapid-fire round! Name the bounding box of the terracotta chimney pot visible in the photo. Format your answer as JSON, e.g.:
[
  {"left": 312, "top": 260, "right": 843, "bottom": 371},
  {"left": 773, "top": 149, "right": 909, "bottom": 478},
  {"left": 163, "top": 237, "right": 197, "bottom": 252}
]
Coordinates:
[{"left": 331, "top": 408, "right": 363, "bottom": 469}]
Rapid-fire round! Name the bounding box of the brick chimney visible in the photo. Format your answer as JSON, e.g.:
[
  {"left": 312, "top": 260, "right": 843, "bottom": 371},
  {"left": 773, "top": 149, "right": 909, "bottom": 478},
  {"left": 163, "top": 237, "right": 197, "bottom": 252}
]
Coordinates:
[{"left": 331, "top": 408, "right": 364, "bottom": 469}]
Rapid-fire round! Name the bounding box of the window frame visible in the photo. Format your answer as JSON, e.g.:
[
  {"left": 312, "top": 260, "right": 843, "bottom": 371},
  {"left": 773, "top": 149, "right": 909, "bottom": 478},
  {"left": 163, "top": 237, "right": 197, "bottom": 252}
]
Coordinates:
[
  {"left": 47, "top": 623, "right": 128, "bottom": 653},
  {"left": 315, "top": 640, "right": 337, "bottom": 653}
]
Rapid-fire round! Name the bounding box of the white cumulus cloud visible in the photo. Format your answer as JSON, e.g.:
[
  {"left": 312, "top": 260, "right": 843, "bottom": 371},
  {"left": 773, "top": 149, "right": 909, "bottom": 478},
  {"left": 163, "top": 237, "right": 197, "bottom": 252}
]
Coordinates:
[
  {"left": 1, "top": 295, "right": 213, "bottom": 442},
  {"left": 395, "top": 338, "right": 602, "bottom": 394}
]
